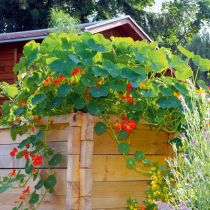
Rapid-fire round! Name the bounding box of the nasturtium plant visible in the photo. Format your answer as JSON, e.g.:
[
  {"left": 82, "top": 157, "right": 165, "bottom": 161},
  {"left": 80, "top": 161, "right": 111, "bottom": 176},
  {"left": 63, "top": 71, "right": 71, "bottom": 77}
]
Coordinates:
[{"left": 0, "top": 31, "right": 209, "bottom": 210}]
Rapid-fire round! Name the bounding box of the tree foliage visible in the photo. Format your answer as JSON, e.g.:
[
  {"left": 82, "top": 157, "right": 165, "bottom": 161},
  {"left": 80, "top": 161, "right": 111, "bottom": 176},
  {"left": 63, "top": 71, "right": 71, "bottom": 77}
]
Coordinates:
[{"left": 185, "top": 30, "right": 210, "bottom": 83}]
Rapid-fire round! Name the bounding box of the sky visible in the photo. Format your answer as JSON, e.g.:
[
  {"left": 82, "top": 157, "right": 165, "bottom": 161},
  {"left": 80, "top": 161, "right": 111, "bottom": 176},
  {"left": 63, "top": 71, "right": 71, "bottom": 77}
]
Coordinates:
[{"left": 144, "top": 0, "right": 170, "bottom": 13}]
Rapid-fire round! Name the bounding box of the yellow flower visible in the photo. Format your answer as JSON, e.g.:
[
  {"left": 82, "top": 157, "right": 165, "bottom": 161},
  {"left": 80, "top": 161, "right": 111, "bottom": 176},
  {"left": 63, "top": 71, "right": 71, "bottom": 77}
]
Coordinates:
[{"left": 176, "top": 183, "right": 181, "bottom": 187}]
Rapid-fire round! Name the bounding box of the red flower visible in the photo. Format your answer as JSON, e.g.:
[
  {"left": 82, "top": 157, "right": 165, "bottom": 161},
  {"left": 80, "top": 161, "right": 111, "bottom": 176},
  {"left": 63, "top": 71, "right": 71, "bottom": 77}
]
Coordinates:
[
  {"left": 26, "top": 123, "right": 29, "bottom": 130},
  {"left": 72, "top": 67, "right": 79, "bottom": 75},
  {"left": 16, "top": 116, "right": 20, "bottom": 123},
  {"left": 18, "top": 100, "right": 26, "bottom": 107},
  {"left": 50, "top": 118, "right": 54, "bottom": 124},
  {"left": 10, "top": 148, "right": 18, "bottom": 156},
  {"left": 39, "top": 119, "right": 43, "bottom": 124},
  {"left": 31, "top": 125, "right": 35, "bottom": 133},
  {"left": 19, "top": 130, "right": 22, "bottom": 134},
  {"left": 86, "top": 87, "right": 90, "bottom": 91},
  {"left": 94, "top": 86, "right": 100, "bottom": 88},
  {"left": 26, "top": 143, "right": 30, "bottom": 149},
  {"left": 32, "top": 155, "right": 42, "bottom": 166},
  {"left": 34, "top": 116, "right": 39, "bottom": 124},
  {"left": 32, "top": 167, "right": 37, "bottom": 173},
  {"left": 22, "top": 186, "right": 30, "bottom": 194},
  {"left": 14, "top": 201, "right": 19, "bottom": 203},
  {"left": 140, "top": 206, "right": 146, "bottom": 210},
  {"left": 44, "top": 76, "right": 51, "bottom": 86},
  {"left": 9, "top": 169, "right": 16, "bottom": 176},
  {"left": 22, "top": 151, "right": 29, "bottom": 160},
  {"left": 115, "top": 123, "right": 122, "bottom": 132},
  {"left": 53, "top": 77, "right": 60, "bottom": 86},
  {"left": 98, "top": 79, "right": 102, "bottom": 85},
  {"left": 19, "top": 195, "right": 25, "bottom": 199},
  {"left": 59, "top": 75, "right": 65, "bottom": 80},
  {"left": 11, "top": 122, "right": 15, "bottom": 127}
]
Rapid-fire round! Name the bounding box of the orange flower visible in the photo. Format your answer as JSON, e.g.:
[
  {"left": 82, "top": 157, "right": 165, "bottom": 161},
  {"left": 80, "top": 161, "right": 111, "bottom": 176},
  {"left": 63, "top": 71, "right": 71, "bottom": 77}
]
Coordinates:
[
  {"left": 34, "top": 90, "right": 39, "bottom": 95},
  {"left": 16, "top": 116, "right": 20, "bottom": 123},
  {"left": 18, "top": 100, "right": 26, "bottom": 107},
  {"left": 26, "top": 143, "right": 30, "bottom": 149},
  {"left": 50, "top": 118, "right": 54, "bottom": 124},
  {"left": 22, "top": 151, "right": 29, "bottom": 160},
  {"left": 10, "top": 148, "right": 18, "bottom": 156},
  {"left": 14, "top": 201, "right": 19, "bottom": 203},
  {"left": 19, "top": 130, "right": 22, "bottom": 134},
  {"left": 19, "top": 195, "right": 25, "bottom": 199},
  {"left": 69, "top": 110, "right": 74, "bottom": 114},
  {"left": 11, "top": 122, "right": 15, "bottom": 127},
  {"left": 44, "top": 76, "right": 51, "bottom": 86},
  {"left": 31, "top": 125, "right": 35, "bottom": 133},
  {"left": 173, "top": 92, "right": 180, "bottom": 98},
  {"left": 39, "top": 119, "right": 43, "bottom": 124},
  {"left": 34, "top": 116, "right": 39, "bottom": 124},
  {"left": 139, "top": 82, "right": 146, "bottom": 88},
  {"left": 115, "top": 123, "right": 122, "bottom": 132},
  {"left": 9, "top": 169, "right": 16, "bottom": 176},
  {"left": 77, "top": 111, "right": 82, "bottom": 115},
  {"left": 86, "top": 87, "right": 90, "bottom": 91},
  {"left": 53, "top": 77, "right": 60, "bottom": 86},
  {"left": 22, "top": 186, "right": 30, "bottom": 194},
  {"left": 140, "top": 206, "right": 146, "bottom": 210},
  {"left": 98, "top": 79, "right": 102, "bottom": 85}
]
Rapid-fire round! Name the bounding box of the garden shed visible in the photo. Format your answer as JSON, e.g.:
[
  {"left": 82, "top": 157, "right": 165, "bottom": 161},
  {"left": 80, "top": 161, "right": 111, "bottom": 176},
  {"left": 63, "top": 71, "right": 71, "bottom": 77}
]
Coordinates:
[{"left": 0, "top": 15, "right": 152, "bottom": 106}]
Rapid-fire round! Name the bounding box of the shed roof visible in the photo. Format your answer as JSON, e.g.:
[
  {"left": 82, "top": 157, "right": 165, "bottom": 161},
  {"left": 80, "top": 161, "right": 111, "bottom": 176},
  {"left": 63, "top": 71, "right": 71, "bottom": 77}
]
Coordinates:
[{"left": 0, "top": 16, "right": 152, "bottom": 44}]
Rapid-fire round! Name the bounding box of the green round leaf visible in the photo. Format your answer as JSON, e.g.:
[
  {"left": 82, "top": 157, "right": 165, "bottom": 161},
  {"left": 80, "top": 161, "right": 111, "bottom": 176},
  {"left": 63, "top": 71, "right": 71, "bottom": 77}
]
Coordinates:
[
  {"left": 94, "top": 122, "right": 107, "bottom": 135},
  {"left": 78, "top": 50, "right": 93, "bottom": 67},
  {"left": 81, "top": 74, "right": 97, "bottom": 87},
  {"left": 110, "top": 80, "right": 126, "bottom": 92},
  {"left": 168, "top": 96, "right": 181, "bottom": 108},
  {"left": 118, "top": 142, "right": 130, "bottom": 153},
  {"left": 174, "top": 82, "right": 188, "bottom": 95},
  {"left": 92, "top": 66, "right": 109, "bottom": 77},
  {"left": 159, "top": 165, "right": 165, "bottom": 170},
  {"left": 168, "top": 137, "right": 183, "bottom": 147},
  {"left": 47, "top": 97, "right": 63, "bottom": 108},
  {"left": 120, "top": 68, "right": 138, "bottom": 81},
  {"left": 74, "top": 81, "right": 86, "bottom": 94},
  {"left": 35, "top": 179, "right": 44, "bottom": 190},
  {"left": 117, "top": 130, "right": 128, "bottom": 139},
  {"left": 126, "top": 158, "right": 136, "bottom": 167},
  {"left": 89, "top": 87, "right": 109, "bottom": 98},
  {"left": 102, "top": 60, "right": 121, "bottom": 78},
  {"left": 57, "top": 84, "right": 73, "bottom": 95},
  {"left": 25, "top": 164, "right": 33, "bottom": 174},
  {"left": 31, "top": 130, "right": 44, "bottom": 145},
  {"left": 14, "top": 106, "right": 26, "bottom": 116},
  {"left": 44, "top": 175, "right": 57, "bottom": 189},
  {"left": 48, "top": 154, "right": 62, "bottom": 166},
  {"left": 154, "top": 117, "right": 163, "bottom": 123},
  {"left": 178, "top": 45, "right": 194, "bottom": 58},
  {"left": 142, "top": 159, "right": 151, "bottom": 164},
  {"left": 87, "top": 102, "right": 104, "bottom": 115},
  {"left": 134, "top": 151, "right": 145, "bottom": 160},
  {"left": 159, "top": 85, "right": 174, "bottom": 96},
  {"left": 29, "top": 194, "right": 39, "bottom": 204},
  {"left": 18, "top": 137, "right": 30, "bottom": 149},
  {"left": 74, "top": 98, "right": 87, "bottom": 109},
  {"left": 32, "top": 93, "right": 46, "bottom": 105},
  {"left": 156, "top": 97, "right": 172, "bottom": 109}
]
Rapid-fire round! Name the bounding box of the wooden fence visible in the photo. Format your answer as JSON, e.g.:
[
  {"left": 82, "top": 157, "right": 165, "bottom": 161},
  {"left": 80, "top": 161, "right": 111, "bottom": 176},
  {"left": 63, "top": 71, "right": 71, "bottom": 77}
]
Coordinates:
[{"left": 0, "top": 113, "right": 173, "bottom": 209}]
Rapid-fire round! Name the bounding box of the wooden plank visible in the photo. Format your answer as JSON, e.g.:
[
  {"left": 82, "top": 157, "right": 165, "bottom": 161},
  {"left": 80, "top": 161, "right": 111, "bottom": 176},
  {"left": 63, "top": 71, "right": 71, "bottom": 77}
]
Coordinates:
[
  {"left": 42, "top": 114, "right": 71, "bottom": 124},
  {"left": 0, "top": 123, "right": 69, "bottom": 144},
  {"left": 92, "top": 155, "right": 167, "bottom": 181},
  {"left": 0, "top": 48, "right": 14, "bottom": 54},
  {"left": 94, "top": 208, "right": 128, "bottom": 210},
  {"left": 67, "top": 155, "right": 80, "bottom": 182},
  {"left": 69, "top": 113, "right": 82, "bottom": 127},
  {"left": 66, "top": 182, "right": 80, "bottom": 209},
  {"left": 0, "top": 194, "right": 79, "bottom": 210},
  {"left": 0, "top": 142, "right": 68, "bottom": 168},
  {"left": 79, "top": 197, "right": 92, "bottom": 210},
  {"left": 0, "top": 60, "right": 14, "bottom": 67},
  {"left": 0, "top": 73, "right": 14, "bottom": 80},
  {"left": 0, "top": 169, "right": 68, "bottom": 196},
  {"left": 14, "top": 44, "right": 18, "bottom": 83},
  {"left": 81, "top": 113, "right": 94, "bottom": 140},
  {"left": 0, "top": 53, "right": 14, "bottom": 61},
  {"left": 92, "top": 181, "right": 149, "bottom": 208},
  {"left": 93, "top": 128, "right": 170, "bottom": 155},
  {"left": 80, "top": 141, "right": 94, "bottom": 169},
  {"left": 67, "top": 127, "right": 81, "bottom": 155},
  {"left": 0, "top": 66, "right": 14, "bottom": 73},
  {"left": 80, "top": 169, "right": 92, "bottom": 197}
]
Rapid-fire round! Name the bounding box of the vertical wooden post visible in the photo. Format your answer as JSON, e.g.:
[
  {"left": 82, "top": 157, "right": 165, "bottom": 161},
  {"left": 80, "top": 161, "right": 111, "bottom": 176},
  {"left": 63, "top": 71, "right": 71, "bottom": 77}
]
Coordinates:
[
  {"left": 66, "top": 113, "right": 82, "bottom": 210},
  {"left": 14, "top": 44, "right": 18, "bottom": 83},
  {"left": 79, "top": 113, "right": 94, "bottom": 210}
]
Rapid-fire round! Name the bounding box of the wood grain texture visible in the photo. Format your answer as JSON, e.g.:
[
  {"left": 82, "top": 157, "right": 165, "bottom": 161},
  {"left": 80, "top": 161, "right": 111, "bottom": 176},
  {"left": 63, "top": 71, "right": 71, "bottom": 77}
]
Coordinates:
[
  {"left": 92, "top": 181, "right": 149, "bottom": 208},
  {"left": 93, "top": 128, "right": 170, "bottom": 155},
  {"left": 81, "top": 113, "right": 94, "bottom": 141},
  {"left": 79, "top": 196, "right": 92, "bottom": 210},
  {"left": 80, "top": 169, "right": 92, "bottom": 197},
  {"left": 66, "top": 182, "right": 80, "bottom": 209},
  {"left": 67, "top": 127, "right": 81, "bottom": 155},
  {"left": 92, "top": 155, "right": 167, "bottom": 181},
  {"left": 80, "top": 141, "right": 94, "bottom": 169},
  {"left": 69, "top": 113, "right": 82, "bottom": 127},
  {"left": 66, "top": 155, "right": 80, "bottom": 182}
]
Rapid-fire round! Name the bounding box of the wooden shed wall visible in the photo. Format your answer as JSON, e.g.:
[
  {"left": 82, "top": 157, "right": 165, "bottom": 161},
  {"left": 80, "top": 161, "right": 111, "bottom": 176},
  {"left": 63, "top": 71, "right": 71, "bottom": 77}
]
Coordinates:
[{"left": 0, "top": 113, "right": 173, "bottom": 210}]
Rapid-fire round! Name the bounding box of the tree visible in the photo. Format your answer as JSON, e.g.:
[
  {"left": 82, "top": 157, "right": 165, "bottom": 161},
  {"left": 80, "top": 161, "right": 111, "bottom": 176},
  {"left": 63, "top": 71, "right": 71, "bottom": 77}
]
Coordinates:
[
  {"left": 185, "top": 30, "right": 210, "bottom": 84},
  {"left": 0, "top": 0, "right": 154, "bottom": 33},
  {"left": 135, "top": 0, "right": 210, "bottom": 52}
]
